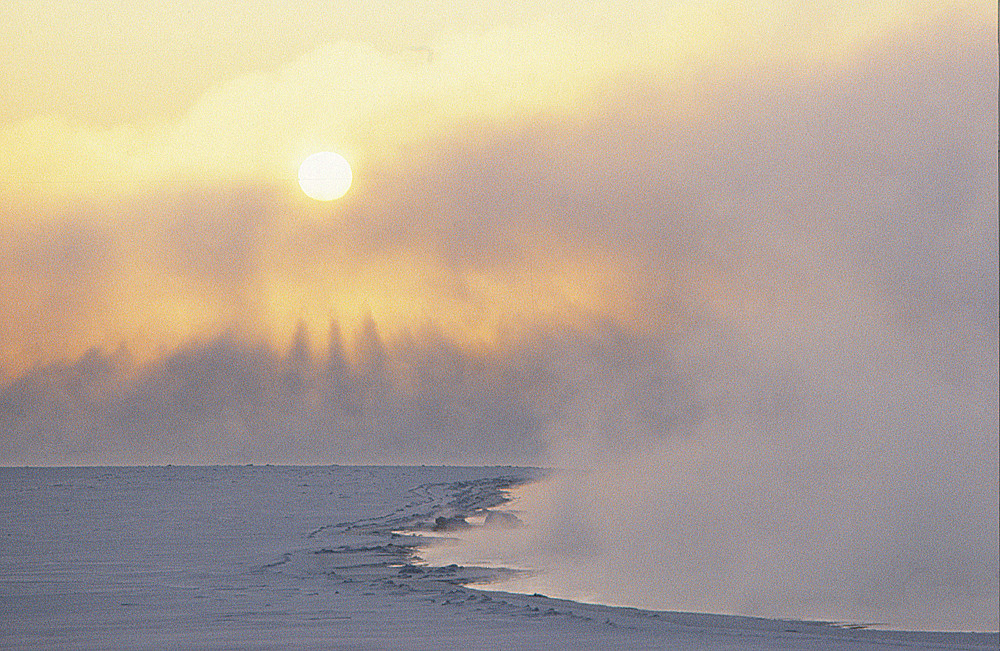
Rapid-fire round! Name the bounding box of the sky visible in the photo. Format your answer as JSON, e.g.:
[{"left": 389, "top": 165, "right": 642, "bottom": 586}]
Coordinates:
[{"left": 2, "top": 0, "right": 998, "bottom": 631}]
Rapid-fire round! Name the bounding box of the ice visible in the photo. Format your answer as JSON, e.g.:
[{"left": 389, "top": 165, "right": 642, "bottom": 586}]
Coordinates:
[{"left": 2, "top": 466, "right": 996, "bottom": 650}]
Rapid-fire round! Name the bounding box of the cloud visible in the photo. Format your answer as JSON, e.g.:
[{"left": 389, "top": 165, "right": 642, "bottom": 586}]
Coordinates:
[
  {"left": 1, "top": 322, "right": 572, "bottom": 466},
  {"left": 2, "top": 0, "right": 995, "bottom": 449}
]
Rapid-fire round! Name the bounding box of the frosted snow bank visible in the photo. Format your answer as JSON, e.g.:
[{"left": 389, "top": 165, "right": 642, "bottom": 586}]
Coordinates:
[{"left": 1, "top": 466, "right": 996, "bottom": 650}]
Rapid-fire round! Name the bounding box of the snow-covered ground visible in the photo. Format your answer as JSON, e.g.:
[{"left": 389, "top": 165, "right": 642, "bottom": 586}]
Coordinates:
[{"left": 1, "top": 466, "right": 996, "bottom": 650}]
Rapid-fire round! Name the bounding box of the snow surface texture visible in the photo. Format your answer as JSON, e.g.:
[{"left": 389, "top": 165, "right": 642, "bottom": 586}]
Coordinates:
[{"left": 1, "top": 466, "right": 996, "bottom": 650}]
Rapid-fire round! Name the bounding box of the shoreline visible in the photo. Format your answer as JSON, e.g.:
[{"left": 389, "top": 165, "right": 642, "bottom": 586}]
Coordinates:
[
  {"left": 397, "top": 474, "right": 1000, "bottom": 641},
  {"left": 5, "top": 465, "right": 996, "bottom": 649}
]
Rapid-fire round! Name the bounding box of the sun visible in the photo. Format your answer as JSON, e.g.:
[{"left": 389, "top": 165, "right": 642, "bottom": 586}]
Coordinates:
[{"left": 298, "top": 151, "right": 353, "bottom": 201}]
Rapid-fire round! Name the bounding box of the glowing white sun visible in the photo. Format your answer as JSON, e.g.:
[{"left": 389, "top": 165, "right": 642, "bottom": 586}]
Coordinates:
[{"left": 298, "top": 151, "right": 353, "bottom": 201}]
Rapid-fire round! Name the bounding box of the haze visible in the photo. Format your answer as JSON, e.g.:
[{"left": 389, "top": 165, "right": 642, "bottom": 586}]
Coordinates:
[{"left": 2, "top": 0, "right": 996, "bottom": 632}]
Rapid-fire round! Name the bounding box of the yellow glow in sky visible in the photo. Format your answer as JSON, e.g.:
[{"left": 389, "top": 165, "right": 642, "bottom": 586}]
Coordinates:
[{"left": 0, "top": 0, "right": 994, "bottom": 372}]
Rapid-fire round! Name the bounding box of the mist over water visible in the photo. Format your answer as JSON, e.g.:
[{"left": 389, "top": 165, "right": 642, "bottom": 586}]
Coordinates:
[
  {"left": 428, "top": 301, "right": 997, "bottom": 631},
  {"left": 434, "top": 27, "right": 998, "bottom": 627},
  {"left": 496, "top": 388, "right": 998, "bottom": 631}
]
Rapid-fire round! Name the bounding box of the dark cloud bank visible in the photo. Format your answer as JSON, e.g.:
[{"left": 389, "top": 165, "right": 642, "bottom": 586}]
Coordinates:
[{"left": 1, "top": 321, "right": 560, "bottom": 466}]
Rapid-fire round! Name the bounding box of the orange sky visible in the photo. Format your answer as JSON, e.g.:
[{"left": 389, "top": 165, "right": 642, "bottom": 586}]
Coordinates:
[{"left": 4, "top": 0, "right": 993, "bottom": 377}]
